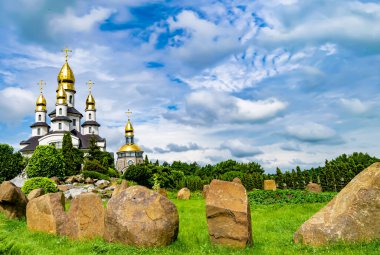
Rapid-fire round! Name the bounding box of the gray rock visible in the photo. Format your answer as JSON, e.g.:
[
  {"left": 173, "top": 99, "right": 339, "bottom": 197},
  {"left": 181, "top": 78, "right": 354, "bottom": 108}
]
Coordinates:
[{"left": 95, "top": 180, "right": 110, "bottom": 189}]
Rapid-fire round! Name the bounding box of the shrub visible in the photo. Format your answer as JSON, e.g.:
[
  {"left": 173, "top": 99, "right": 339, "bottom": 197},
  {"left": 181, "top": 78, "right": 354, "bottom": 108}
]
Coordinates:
[
  {"left": 107, "top": 168, "right": 119, "bottom": 178},
  {"left": 82, "top": 170, "right": 110, "bottom": 181},
  {"left": 21, "top": 177, "right": 58, "bottom": 195},
  {"left": 183, "top": 175, "right": 204, "bottom": 191},
  {"left": 248, "top": 190, "right": 336, "bottom": 205},
  {"left": 26, "top": 146, "right": 65, "bottom": 178},
  {"left": 83, "top": 159, "right": 107, "bottom": 174},
  {"left": 220, "top": 171, "right": 244, "bottom": 182},
  {"left": 123, "top": 165, "right": 151, "bottom": 187},
  {"left": 0, "top": 144, "right": 25, "bottom": 182}
]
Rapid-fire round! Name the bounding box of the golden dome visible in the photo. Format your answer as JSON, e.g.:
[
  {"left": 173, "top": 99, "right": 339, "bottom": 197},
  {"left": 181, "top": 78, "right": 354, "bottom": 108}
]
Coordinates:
[
  {"left": 125, "top": 119, "right": 134, "bottom": 137},
  {"left": 57, "top": 61, "right": 75, "bottom": 92},
  {"left": 56, "top": 84, "right": 67, "bottom": 105},
  {"left": 118, "top": 143, "right": 142, "bottom": 152},
  {"left": 35, "top": 94, "right": 46, "bottom": 111},
  {"left": 86, "top": 93, "right": 96, "bottom": 110}
]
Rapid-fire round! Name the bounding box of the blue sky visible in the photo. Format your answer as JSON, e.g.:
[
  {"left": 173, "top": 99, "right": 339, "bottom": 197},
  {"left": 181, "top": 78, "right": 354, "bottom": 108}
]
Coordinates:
[{"left": 1, "top": 0, "right": 380, "bottom": 173}]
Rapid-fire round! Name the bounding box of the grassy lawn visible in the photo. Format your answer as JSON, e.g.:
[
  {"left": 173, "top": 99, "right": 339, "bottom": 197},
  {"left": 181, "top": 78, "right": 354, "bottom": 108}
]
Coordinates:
[{"left": 0, "top": 198, "right": 379, "bottom": 255}]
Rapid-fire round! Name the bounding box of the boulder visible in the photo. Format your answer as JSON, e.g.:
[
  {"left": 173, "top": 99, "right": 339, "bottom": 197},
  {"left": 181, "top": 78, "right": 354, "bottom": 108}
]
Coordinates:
[
  {"left": 58, "top": 185, "right": 70, "bottom": 192},
  {"left": 206, "top": 179, "right": 252, "bottom": 248},
  {"left": 263, "top": 180, "right": 276, "bottom": 191},
  {"left": 177, "top": 188, "right": 191, "bottom": 200},
  {"left": 65, "top": 176, "right": 76, "bottom": 184},
  {"left": 104, "top": 185, "right": 179, "bottom": 247},
  {"left": 305, "top": 183, "right": 322, "bottom": 193},
  {"left": 66, "top": 193, "right": 104, "bottom": 240},
  {"left": 0, "top": 181, "right": 28, "bottom": 219},
  {"left": 294, "top": 162, "right": 380, "bottom": 246},
  {"left": 26, "top": 193, "right": 67, "bottom": 235},
  {"left": 158, "top": 188, "right": 168, "bottom": 198},
  {"left": 95, "top": 180, "right": 110, "bottom": 189},
  {"left": 64, "top": 187, "right": 87, "bottom": 200},
  {"left": 85, "top": 177, "right": 94, "bottom": 184},
  {"left": 112, "top": 180, "right": 129, "bottom": 198},
  {"left": 50, "top": 176, "right": 60, "bottom": 185},
  {"left": 233, "top": 177, "right": 242, "bottom": 184},
  {"left": 202, "top": 185, "right": 210, "bottom": 199},
  {"left": 27, "top": 188, "right": 45, "bottom": 200}
]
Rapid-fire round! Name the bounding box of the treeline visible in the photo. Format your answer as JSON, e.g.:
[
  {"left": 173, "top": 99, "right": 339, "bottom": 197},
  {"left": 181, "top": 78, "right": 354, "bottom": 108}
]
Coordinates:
[{"left": 124, "top": 152, "right": 379, "bottom": 192}]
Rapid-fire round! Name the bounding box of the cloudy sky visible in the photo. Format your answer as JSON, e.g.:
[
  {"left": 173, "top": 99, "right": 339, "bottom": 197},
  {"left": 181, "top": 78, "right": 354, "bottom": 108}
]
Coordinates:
[{"left": 1, "top": 0, "right": 380, "bottom": 173}]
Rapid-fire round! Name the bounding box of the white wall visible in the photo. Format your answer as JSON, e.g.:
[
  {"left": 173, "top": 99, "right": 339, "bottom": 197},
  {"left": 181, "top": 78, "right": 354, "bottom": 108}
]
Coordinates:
[
  {"left": 35, "top": 111, "right": 46, "bottom": 122},
  {"left": 66, "top": 91, "right": 75, "bottom": 107},
  {"left": 39, "top": 133, "right": 80, "bottom": 148}
]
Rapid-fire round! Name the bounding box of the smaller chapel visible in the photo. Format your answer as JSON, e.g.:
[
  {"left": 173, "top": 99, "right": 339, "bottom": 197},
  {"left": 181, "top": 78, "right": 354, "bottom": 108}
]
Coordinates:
[
  {"left": 19, "top": 48, "right": 106, "bottom": 156},
  {"left": 116, "top": 112, "right": 144, "bottom": 173}
]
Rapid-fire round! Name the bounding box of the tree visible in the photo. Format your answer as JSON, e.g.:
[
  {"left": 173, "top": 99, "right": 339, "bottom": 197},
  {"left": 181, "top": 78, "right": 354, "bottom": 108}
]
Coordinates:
[
  {"left": 275, "top": 167, "right": 283, "bottom": 189},
  {"left": 62, "top": 132, "right": 83, "bottom": 176},
  {"left": 87, "top": 135, "right": 102, "bottom": 161},
  {"left": 0, "top": 144, "right": 25, "bottom": 182},
  {"left": 27, "top": 145, "right": 65, "bottom": 178},
  {"left": 144, "top": 154, "right": 149, "bottom": 165}
]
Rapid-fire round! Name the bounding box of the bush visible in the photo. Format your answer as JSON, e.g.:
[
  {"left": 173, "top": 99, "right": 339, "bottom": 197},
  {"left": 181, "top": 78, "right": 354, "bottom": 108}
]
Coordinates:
[
  {"left": 248, "top": 190, "right": 336, "bottom": 205},
  {"left": 123, "top": 165, "right": 151, "bottom": 187},
  {"left": 0, "top": 144, "right": 25, "bottom": 182},
  {"left": 21, "top": 177, "right": 58, "bottom": 195},
  {"left": 26, "top": 146, "right": 65, "bottom": 178},
  {"left": 82, "top": 170, "right": 110, "bottom": 181},
  {"left": 107, "top": 168, "right": 119, "bottom": 178},
  {"left": 83, "top": 159, "right": 107, "bottom": 174},
  {"left": 183, "top": 175, "right": 204, "bottom": 191},
  {"left": 220, "top": 171, "right": 244, "bottom": 182}
]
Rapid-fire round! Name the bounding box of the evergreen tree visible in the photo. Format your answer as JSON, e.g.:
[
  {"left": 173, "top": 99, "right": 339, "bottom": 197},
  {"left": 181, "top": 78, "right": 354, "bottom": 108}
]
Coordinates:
[
  {"left": 296, "top": 166, "right": 304, "bottom": 189},
  {"left": 275, "top": 167, "right": 283, "bottom": 189},
  {"left": 144, "top": 155, "right": 149, "bottom": 165},
  {"left": 62, "top": 132, "right": 80, "bottom": 176},
  {"left": 88, "top": 135, "right": 102, "bottom": 161}
]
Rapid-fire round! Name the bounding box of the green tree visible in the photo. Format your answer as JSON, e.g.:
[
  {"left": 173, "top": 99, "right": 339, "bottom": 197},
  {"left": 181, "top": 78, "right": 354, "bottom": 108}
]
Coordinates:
[
  {"left": 0, "top": 144, "right": 25, "bottom": 182},
  {"left": 62, "top": 132, "right": 83, "bottom": 176},
  {"left": 87, "top": 135, "right": 102, "bottom": 161},
  {"left": 144, "top": 154, "right": 149, "bottom": 165},
  {"left": 275, "top": 167, "right": 283, "bottom": 189},
  {"left": 27, "top": 145, "right": 65, "bottom": 178}
]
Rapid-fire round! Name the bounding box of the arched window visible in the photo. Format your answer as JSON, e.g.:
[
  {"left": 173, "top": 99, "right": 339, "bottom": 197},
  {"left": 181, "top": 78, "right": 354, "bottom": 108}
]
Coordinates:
[
  {"left": 89, "top": 127, "right": 92, "bottom": 133},
  {"left": 69, "top": 95, "right": 73, "bottom": 104},
  {"left": 38, "top": 114, "right": 41, "bottom": 121},
  {"left": 89, "top": 113, "right": 92, "bottom": 120},
  {"left": 37, "top": 128, "right": 40, "bottom": 135},
  {"left": 59, "top": 108, "right": 62, "bottom": 115},
  {"left": 59, "top": 123, "right": 62, "bottom": 130}
]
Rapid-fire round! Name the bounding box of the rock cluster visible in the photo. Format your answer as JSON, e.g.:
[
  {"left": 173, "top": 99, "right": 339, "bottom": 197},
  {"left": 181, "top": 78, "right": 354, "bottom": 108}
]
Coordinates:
[
  {"left": 294, "top": 162, "right": 380, "bottom": 246},
  {"left": 205, "top": 179, "right": 252, "bottom": 248},
  {"left": 0, "top": 181, "right": 28, "bottom": 219}
]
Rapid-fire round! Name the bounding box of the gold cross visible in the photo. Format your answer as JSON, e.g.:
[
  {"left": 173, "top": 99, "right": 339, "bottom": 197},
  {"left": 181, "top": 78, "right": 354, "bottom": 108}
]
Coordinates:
[
  {"left": 126, "top": 109, "right": 132, "bottom": 120},
  {"left": 37, "top": 80, "right": 45, "bottom": 93},
  {"left": 86, "top": 80, "right": 94, "bottom": 93},
  {"left": 61, "top": 47, "right": 72, "bottom": 61}
]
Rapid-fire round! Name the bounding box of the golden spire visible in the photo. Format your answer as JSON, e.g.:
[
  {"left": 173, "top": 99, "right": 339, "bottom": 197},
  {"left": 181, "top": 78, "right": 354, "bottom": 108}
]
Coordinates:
[
  {"left": 57, "top": 47, "right": 75, "bottom": 92},
  {"left": 86, "top": 80, "right": 96, "bottom": 110},
  {"left": 125, "top": 110, "right": 134, "bottom": 137},
  {"left": 35, "top": 80, "right": 47, "bottom": 111},
  {"left": 56, "top": 83, "right": 67, "bottom": 105}
]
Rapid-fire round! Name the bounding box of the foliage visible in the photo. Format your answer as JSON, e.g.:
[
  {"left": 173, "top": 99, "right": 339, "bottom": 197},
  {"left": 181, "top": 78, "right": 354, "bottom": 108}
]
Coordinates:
[
  {"left": 0, "top": 144, "right": 25, "bottom": 182},
  {"left": 82, "top": 171, "right": 110, "bottom": 181},
  {"left": 26, "top": 146, "right": 65, "bottom": 178},
  {"left": 82, "top": 159, "right": 107, "bottom": 174},
  {"left": 62, "top": 132, "right": 83, "bottom": 176},
  {"left": 183, "top": 175, "right": 204, "bottom": 191},
  {"left": 107, "top": 168, "right": 119, "bottom": 178},
  {"left": 21, "top": 177, "right": 58, "bottom": 195},
  {"left": 85, "top": 136, "right": 114, "bottom": 174},
  {"left": 122, "top": 164, "right": 151, "bottom": 187}
]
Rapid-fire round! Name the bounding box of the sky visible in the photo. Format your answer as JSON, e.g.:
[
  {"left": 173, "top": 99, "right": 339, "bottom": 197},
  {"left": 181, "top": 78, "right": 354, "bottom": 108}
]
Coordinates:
[{"left": 1, "top": 0, "right": 380, "bottom": 173}]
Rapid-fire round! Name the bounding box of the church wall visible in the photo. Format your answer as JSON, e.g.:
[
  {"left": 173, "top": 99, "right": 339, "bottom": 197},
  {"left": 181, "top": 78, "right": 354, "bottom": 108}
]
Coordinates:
[
  {"left": 69, "top": 116, "right": 81, "bottom": 132},
  {"left": 66, "top": 91, "right": 75, "bottom": 107},
  {"left": 86, "top": 110, "right": 96, "bottom": 121},
  {"left": 55, "top": 105, "right": 67, "bottom": 116},
  {"left": 35, "top": 112, "right": 46, "bottom": 122},
  {"left": 39, "top": 133, "right": 80, "bottom": 148}
]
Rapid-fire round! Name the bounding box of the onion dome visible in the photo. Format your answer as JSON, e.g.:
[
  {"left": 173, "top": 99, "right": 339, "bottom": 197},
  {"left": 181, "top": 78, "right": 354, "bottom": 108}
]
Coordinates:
[
  {"left": 118, "top": 143, "right": 142, "bottom": 152},
  {"left": 125, "top": 119, "right": 134, "bottom": 137},
  {"left": 86, "top": 94, "right": 96, "bottom": 110},
  {"left": 57, "top": 61, "right": 75, "bottom": 92},
  {"left": 56, "top": 83, "right": 67, "bottom": 105},
  {"left": 35, "top": 94, "right": 47, "bottom": 111}
]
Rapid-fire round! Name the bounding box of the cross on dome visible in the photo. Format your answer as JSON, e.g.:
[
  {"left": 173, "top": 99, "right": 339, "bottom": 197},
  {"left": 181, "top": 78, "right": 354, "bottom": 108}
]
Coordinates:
[
  {"left": 87, "top": 80, "right": 94, "bottom": 93},
  {"left": 126, "top": 109, "right": 132, "bottom": 120},
  {"left": 61, "top": 47, "right": 72, "bottom": 62},
  {"left": 37, "top": 80, "right": 45, "bottom": 93}
]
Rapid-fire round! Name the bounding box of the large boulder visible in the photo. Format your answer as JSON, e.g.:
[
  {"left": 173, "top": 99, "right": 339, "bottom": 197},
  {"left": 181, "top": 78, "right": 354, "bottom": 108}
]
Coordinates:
[
  {"left": 294, "top": 162, "right": 380, "bottom": 246},
  {"left": 95, "top": 180, "right": 110, "bottom": 189},
  {"left": 263, "top": 180, "right": 276, "bottom": 191},
  {"left": 305, "top": 183, "right": 322, "bottom": 193},
  {"left": 206, "top": 179, "right": 252, "bottom": 248},
  {"left": 177, "top": 188, "right": 191, "bottom": 200},
  {"left": 111, "top": 180, "right": 128, "bottom": 198},
  {"left": 0, "top": 181, "right": 28, "bottom": 219},
  {"left": 27, "top": 188, "right": 45, "bottom": 200},
  {"left": 26, "top": 193, "right": 67, "bottom": 235},
  {"left": 66, "top": 193, "right": 104, "bottom": 240},
  {"left": 104, "top": 185, "right": 179, "bottom": 247},
  {"left": 202, "top": 185, "right": 210, "bottom": 199}
]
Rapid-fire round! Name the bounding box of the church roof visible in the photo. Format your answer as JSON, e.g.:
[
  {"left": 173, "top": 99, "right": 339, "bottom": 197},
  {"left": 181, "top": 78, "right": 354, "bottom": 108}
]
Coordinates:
[
  {"left": 81, "top": 120, "right": 100, "bottom": 127},
  {"left": 19, "top": 136, "right": 42, "bottom": 152},
  {"left": 30, "top": 122, "right": 50, "bottom": 128},
  {"left": 49, "top": 107, "right": 83, "bottom": 117},
  {"left": 51, "top": 116, "right": 72, "bottom": 122}
]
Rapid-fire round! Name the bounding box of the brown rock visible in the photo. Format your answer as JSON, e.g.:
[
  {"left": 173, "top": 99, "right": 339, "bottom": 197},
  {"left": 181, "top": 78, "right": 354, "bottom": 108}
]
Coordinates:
[
  {"left": 203, "top": 185, "right": 210, "bottom": 199},
  {"left": 104, "top": 185, "right": 179, "bottom": 247},
  {"left": 85, "top": 177, "right": 94, "bottom": 184},
  {"left": 27, "top": 188, "right": 45, "bottom": 200},
  {"left": 0, "top": 181, "right": 28, "bottom": 219},
  {"left": 65, "top": 176, "right": 76, "bottom": 184},
  {"left": 206, "top": 179, "right": 252, "bottom": 248},
  {"left": 294, "top": 162, "right": 380, "bottom": 246},
  {"left": 50, "top": 177, "right": 60, "bottom": 185},
  {"left": 263, "top": 180, "right": 276, "bottom": 191},
  {"left": 111, "top": 180, "right": 129, "bottom": 198},
  {"left": 233, "top": 177, "right": 242, "bottom": 184},
  {"left": 177, "top": 188, "right": 191, "bottom": 200},
  {"left": 158, "top": 188, "right": 168, "bottom": 197},
  {"left": 305, "top": 183, "right": 322, "bottom": 193},
  {"left": 26, "top": 193, "right": 67, "bottom": 235},
  {"left": 66, "top": 193, "right": 104, "bottom": 240},
  {"left": 58, "top": 185, "right": 70, "bottom": 192}
]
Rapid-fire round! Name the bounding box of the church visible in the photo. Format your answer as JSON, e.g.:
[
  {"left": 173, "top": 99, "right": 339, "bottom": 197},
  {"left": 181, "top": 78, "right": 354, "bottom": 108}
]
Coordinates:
[{"left": 19, "top": 49, "right": 106, "bottom": 156}]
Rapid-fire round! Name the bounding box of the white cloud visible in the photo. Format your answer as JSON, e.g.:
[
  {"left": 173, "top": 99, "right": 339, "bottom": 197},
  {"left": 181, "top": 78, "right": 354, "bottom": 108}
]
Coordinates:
[
  {"left": 340, "top": 98, "right": 370, "bottom": 114},
  {"left": 220, "top": 139, "right": 262, "bottom": 158},
  {"left": 0, "top": 87, "right": 34, "bottom": 124},
  {"left": 286, "top": 122, "right": 337, "bottom": 143}
]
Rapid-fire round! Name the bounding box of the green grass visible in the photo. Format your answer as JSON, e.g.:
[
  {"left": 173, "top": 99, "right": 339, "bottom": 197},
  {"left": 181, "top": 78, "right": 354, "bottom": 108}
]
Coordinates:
[{"left": 0, "top": 198, "right": 379, "bottom": 255}]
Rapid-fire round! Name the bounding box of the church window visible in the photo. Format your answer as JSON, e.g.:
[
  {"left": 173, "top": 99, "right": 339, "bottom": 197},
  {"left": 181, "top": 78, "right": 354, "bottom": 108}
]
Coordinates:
[
  {"left": 73, "top": 119, "right": 76, "bottom": 126},
  {"left": 89, "top": 113, "right": 92, "bottom": 120},
  {"left": 59, "top": 123, "right": 62, "bottom": 130},
  {"left": 37, "top": 128, "right": 40, "bottom": 135},
  {"left": 38, "top": 114, "right": 41, "bottom": 121},
  {"left": 59, "top": 108, "right": 62, "bottom": 115},
  {"left": 89, "top": 127, "right": 92, "bottom": 133},
  {"left": 69, "top": 95, "right": 73, "bottom": 104}
]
